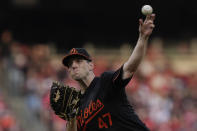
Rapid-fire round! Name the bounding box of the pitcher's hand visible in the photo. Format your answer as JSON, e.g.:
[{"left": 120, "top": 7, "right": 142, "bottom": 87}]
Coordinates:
[{"left": 139, "top": 14, "right": 155, "bottom": 39}]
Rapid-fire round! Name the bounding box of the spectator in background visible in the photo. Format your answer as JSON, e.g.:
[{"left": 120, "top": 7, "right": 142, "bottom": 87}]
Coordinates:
[{"left": 0, "top": 30, "right": 13, "bottom": 59}]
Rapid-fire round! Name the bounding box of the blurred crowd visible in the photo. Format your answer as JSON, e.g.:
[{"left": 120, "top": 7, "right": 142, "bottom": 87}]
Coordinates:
[
  {"left": 0, "top": 30, "right": 196, "bottom": 131},
  {"left": 0, "top": 94, "right": 21, "bottom": 131}
]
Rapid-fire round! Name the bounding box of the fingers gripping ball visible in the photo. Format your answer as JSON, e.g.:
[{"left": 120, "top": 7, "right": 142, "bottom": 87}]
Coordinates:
[{"left": 50, "top": 82, "right": 82, "bottom": 121}]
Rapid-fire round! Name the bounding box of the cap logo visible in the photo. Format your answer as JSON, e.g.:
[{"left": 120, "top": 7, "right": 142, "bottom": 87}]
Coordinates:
[{"left": 70, "top": 48, "right": 78, "bottom": 54}]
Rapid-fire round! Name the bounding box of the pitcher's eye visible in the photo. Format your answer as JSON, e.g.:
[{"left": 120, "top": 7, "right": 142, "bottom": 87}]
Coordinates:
[{"left": 76, "top": 59, "right": 83, "bottom": 63}]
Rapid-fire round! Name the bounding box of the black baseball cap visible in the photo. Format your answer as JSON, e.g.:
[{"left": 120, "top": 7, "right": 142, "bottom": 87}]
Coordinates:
[{"left": 62, "top": 48, "right": 92, "bottom": 67}]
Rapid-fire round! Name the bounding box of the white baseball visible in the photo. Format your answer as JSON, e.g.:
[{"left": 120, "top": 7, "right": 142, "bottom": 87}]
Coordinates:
[{"left": 141, "top": 5, "right": 153, "bottom": 15}]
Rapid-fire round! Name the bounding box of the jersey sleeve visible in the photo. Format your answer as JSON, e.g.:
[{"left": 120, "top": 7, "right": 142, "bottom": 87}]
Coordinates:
[
  {"left": 112, "top": 65, "right": 132, "bottom": 88},
  {"left": 101, "top": 65, "right": 132, "bottom": 89}
]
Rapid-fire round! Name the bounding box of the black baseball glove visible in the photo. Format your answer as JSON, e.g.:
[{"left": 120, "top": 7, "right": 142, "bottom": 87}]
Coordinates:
[{"left": 50, "top": 81, "right": 82, "bottom": 121}]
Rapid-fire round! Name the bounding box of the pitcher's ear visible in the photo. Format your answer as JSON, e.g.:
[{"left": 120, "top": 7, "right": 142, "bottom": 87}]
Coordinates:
[{"left": 88, "top": 61, "right": 94, "bottom": 70}]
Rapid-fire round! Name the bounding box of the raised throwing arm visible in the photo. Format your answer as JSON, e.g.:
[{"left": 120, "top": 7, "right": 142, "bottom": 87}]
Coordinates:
[{"left": 123, "top": 14, "right": 155, "bottom": 79}]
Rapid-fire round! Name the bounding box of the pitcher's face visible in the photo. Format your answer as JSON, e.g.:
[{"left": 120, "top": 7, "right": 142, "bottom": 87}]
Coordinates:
[{"left": 67, "top": 57, "right": 93, "bottom": 81}]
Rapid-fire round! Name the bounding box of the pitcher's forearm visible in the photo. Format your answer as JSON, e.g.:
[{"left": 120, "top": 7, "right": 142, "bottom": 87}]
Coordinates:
[{"left": 124, "top": 36, "right": 148, "bottom": 73}]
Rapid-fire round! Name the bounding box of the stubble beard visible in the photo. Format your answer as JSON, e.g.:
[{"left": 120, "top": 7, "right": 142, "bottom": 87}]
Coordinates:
[{"left": 74, "top": 71, "right": 90, "bottom": 82}]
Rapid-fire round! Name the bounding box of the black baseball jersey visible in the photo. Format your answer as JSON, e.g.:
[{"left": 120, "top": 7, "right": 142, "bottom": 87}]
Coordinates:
[{"left": 77, "top": 66, "right": 150, "bottom": 131}]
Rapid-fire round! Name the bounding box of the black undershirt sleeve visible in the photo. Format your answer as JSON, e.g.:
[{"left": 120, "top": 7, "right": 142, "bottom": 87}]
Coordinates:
[{"left": 112, "top": 65, "right": 133, "bottom": 88}]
